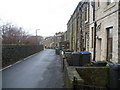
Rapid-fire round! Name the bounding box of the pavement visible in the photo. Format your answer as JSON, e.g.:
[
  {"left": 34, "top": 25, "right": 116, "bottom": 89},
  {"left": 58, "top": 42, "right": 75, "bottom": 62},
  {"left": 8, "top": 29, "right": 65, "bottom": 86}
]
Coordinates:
[{"left": 2, "top": 49, "right": 64, "bottom": 88}]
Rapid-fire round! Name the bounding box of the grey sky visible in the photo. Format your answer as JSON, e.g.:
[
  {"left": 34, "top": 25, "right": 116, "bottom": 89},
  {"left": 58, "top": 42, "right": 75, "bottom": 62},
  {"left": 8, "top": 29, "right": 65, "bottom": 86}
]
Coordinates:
[{"left": 0, "top": 0, "right": 81, "bottom": 37}]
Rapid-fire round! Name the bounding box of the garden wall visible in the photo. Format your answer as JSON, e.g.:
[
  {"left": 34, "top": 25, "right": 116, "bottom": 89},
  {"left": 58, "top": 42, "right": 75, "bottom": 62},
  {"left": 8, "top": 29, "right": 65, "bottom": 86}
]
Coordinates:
[
  {"left": 61, "top": 51, "right": 109, "bottom": 89},
  {"left": 76, "top": 66, "right": 109, "bottom": 88}
]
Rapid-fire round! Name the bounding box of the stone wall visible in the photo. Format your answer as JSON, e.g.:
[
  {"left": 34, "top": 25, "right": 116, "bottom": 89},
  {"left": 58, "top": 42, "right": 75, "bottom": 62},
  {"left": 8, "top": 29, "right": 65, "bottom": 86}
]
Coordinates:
[
  {"left": 63, "top": 58, "right": 84, "bottom": 89},
  {"left": 76, "top": 67, "right": 109, "bottom": 88},
  {"left": 118, "top": 1, "right": 120, "bottom": 63},
  {"left": 62, "top": 53, "right": 109, "bottom": 89}
]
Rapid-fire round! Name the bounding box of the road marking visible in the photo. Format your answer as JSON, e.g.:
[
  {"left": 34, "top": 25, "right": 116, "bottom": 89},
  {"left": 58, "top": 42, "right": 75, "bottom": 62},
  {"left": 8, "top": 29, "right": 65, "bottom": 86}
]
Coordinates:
[
  {"left": 0, "top": 65, "right": 12, "bottom": 71},
  {"left": 14, "top": 61, "right": 22, "bottom": 65}
]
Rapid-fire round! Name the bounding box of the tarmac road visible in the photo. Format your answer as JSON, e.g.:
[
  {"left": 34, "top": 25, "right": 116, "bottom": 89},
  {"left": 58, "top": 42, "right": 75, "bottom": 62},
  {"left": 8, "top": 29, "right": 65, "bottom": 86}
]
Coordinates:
[{"left": 2, "top": 49, "right": 64, "bottom": 88}]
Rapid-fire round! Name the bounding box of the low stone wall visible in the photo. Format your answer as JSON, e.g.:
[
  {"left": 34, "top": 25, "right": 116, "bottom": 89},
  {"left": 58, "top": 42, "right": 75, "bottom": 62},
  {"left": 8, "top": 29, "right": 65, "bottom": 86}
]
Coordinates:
[
  {"left": 76, "top": 67, "right": 109, "bottom": 88},
  {"left": 2, "top": 45, "right": 43, "bottom": 68},
  {"left": 63, "top": 58, "right": 84, "bottom": 89},
  {"left": 61, "top": 52, "right": 109, "bottom": 89}
]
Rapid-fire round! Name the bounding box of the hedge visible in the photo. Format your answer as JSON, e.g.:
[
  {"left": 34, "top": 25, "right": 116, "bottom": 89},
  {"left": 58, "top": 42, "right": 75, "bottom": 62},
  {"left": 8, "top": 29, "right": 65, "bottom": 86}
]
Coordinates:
[{"left": 2, "top": 45, "right": 43, "bottom": 68}]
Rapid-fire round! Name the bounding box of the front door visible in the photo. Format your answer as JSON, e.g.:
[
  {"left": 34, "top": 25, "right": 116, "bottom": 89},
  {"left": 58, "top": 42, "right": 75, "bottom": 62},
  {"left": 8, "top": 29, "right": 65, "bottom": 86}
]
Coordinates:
[{"left": 107, "top": 27, "right": 113, "bottom": 61}]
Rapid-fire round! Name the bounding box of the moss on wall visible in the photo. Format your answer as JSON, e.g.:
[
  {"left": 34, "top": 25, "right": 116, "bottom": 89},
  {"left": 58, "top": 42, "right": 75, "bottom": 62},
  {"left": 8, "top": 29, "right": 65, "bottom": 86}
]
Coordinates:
[
  {"left": 76, "top": 67, "right": 109, "bottom": 87},
  {"left": 63, "top": 59, "right": 84, "bottom": 89},
  {"left": 62, "top": 54, "right": 109, "bottom": 89}
]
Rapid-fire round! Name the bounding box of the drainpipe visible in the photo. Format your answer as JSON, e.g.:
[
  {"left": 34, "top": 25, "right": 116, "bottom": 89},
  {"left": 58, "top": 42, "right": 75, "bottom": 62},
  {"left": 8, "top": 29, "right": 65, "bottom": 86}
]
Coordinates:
[
  {"left": 93, "top": 22, "right": 97, "bottom": 61},
  {"left": 91, "top": 1, "right": 97, "bottom": 61}
]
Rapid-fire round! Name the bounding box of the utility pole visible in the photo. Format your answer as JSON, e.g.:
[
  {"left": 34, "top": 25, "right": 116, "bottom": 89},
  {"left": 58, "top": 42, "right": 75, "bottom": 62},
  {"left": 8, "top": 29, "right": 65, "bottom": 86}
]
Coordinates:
[{"left": 36, "top": 29, "right": 40, "bottom": 45}]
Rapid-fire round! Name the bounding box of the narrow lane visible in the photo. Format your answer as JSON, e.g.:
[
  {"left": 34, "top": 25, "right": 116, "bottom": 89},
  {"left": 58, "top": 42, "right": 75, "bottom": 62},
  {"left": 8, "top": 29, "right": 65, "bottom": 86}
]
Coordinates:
[{"left": 2, "top": 49, "right": 63, "bottom": 88}]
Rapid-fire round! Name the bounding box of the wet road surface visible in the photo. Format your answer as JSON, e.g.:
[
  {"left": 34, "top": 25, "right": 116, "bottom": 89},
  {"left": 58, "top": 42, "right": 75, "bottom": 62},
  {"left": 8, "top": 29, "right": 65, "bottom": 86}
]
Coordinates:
[{"left": 2, "top": 49, "right": 64, "bottom": 88}]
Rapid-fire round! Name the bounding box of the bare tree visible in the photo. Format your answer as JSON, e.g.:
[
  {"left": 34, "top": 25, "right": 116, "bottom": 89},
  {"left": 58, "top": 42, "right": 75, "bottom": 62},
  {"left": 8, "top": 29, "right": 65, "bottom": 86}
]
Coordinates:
[
  {"left": 1, "top": 23, "right": 29, "bottom": 45},
  {"left": 1, "top": 23, "right": 44, "bottom": 45}
]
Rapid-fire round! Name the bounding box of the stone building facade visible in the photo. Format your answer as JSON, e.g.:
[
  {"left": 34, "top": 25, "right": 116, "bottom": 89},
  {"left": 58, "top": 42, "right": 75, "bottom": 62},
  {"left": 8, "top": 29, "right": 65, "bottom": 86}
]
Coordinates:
[
  {"left": 43, "top": 0, "right": 120, "bottom": 63},
  {"left": 67, "top": 0, "right": 120, "bottom": 63},
  {"left": 81, "top": 1, "right": 90, "bottom": 51},
  {"left": 67, "top": 17, "right": 73, "bottom": 51},
  {"left": 43, "top": 32, "right": 69, "bottom": 49},
  {"left": 67, "top": 0, "right": 90, "bottom": 52},
  {"left": 118, "top": 1, "right": 120, "bottom": 63},
  {"left": 89, "top": 0, "right": 120, "bottom": 63}
]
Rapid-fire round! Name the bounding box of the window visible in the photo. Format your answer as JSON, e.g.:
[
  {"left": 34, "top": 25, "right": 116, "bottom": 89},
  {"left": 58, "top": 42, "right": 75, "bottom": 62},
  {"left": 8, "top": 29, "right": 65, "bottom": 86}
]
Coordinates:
[
  {"left": 85, "top": 33, "right": 88, "bottom": 50},
  {"left": 91, "top": 27, "right": 94, "bottom": 48},
  {"left": 107, "top": 27, "right": 113, "bottom": 61},
  {"left": 98, "top": 0, "right": 100, "bottom": 7},
  {"left": 85, "top": 4, "right": 88, "bottom": 23},
  {"left": 107, "top": 0, "right": 114, "bottom": 5},
  {"left": 85, "top": 7, "right": 87, "bottom": 21},
  {"left": 76, "top": 17, "right": 79, "bottom": 33}
]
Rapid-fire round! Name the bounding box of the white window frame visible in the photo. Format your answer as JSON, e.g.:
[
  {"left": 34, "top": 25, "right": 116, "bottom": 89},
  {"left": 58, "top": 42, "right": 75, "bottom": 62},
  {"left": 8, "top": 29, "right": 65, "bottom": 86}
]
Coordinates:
[{"left": 85, "top": 4, "right": 89, "bottom": 23}]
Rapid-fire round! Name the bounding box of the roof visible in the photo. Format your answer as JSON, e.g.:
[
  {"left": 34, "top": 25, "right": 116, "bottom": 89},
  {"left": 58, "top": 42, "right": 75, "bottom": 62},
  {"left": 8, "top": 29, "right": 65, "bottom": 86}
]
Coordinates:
[{"left": 67, "top": 0, "right": 87, "bottom": 25}]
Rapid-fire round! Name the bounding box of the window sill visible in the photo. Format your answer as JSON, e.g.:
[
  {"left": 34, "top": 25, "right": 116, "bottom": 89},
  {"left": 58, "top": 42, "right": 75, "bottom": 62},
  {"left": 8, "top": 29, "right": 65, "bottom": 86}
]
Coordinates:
[{"left": 85, "top": 20, "right": 88, "bottom": 24}]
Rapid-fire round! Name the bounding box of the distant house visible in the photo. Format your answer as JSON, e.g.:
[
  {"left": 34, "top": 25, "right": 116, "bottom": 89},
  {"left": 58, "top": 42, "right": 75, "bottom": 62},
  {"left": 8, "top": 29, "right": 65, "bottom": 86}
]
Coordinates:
[{"left": 43, "top": 32, "right": 69, "bottom": 49}]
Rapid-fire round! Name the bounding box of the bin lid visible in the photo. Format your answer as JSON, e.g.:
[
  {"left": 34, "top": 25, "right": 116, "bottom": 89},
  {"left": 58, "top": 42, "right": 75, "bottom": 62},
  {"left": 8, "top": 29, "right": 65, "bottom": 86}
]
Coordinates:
[
  {"left": 61, "top": 49, "right": 72, "bottom": 52},
  {"left": 80, "top": 51, "right": 91, "bottom": 54},
  {"left": 72, "top": 52, "right": 80, "bottom": 54},
  {"left": 65, "top": 52, "right": 72, "bottom": 54},
  {"left": 108, "top": 63, "right": 120, "bottom": 70}
]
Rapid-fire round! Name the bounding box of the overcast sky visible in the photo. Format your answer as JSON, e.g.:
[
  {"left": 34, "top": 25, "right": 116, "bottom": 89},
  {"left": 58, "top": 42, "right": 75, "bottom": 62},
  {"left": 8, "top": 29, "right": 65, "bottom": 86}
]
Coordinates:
[{"left": 0, "top": 0, "right": 81, "bottom": 37}]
